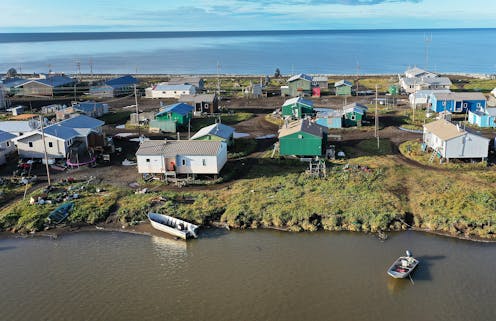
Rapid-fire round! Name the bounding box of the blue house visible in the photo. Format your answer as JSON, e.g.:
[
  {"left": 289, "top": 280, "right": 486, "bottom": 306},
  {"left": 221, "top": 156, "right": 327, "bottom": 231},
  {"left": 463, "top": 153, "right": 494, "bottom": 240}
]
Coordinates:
[
  {"left": 315, "top": 108, "right": 342, "bottom": 129},
  {"left": 90, "top": 75, "right": 139, "bottom": 98},
  {"left": 72, "top": 101, "right": 109, "bottom": 118},
  {"left": 468, "top": 108, "right": 496, "bottom": 128},
  {"left": 429, "top": 92, "right": 486, "bottom": 113}
]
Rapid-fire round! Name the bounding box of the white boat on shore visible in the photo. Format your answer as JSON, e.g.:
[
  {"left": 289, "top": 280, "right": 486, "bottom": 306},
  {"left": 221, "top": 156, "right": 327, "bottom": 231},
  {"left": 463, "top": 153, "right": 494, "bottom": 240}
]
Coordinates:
[
  {"left": 387, "top": 250, "right": 419, "bottom": 279},
  {"left": 148, "top": 213, "right": 199, "bottom": 240}
]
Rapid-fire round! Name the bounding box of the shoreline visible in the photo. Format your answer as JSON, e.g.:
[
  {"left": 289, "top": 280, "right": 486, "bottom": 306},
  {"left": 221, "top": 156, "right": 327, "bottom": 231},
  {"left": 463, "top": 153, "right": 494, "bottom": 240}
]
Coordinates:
[{"left": 2, "top": 221, "right": 495, "bottom": 244}]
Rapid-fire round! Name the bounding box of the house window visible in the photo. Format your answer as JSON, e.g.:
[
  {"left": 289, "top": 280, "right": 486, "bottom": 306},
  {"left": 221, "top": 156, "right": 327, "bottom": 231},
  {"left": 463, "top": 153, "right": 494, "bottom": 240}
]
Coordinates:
[
  {"left": 182, "top": 159, "right": 186, "bottom": 166},
  {"left": 298, "top": 134, "right": 303, "bottom": 139},
  {"left": 28, "top": 142, "right": 33, "bottom": 148},
  {"left": 351, "top": 115, "right": 356, "bottom": 120},
  {"left": 6, "top": 142, "right": 10, "bottom": 147},
  {"left": 442, "top": 101, "right": 446, "bottom": 106},
  {"left": 48, "top": 142, "right": 53, "bottom": 148},
  {"left": 146, "top": 158, "right": 150, "bottom": 163},
  {"left": 463, "top": 103, "right": 468, "bottom": 108},
  {"left": 202, "top": 159, "right": 206, "bottom": 166}
]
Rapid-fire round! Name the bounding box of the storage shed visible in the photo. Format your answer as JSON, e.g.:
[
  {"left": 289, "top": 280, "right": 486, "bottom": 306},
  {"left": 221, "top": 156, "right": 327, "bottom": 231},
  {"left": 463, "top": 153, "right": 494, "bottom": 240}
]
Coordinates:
[
  {"left": 156, "top": 103, "right": 194, "bottom": 126},
  {"left": 334, "top": 80, "right": 352, "bottom": 96},
  {"left": 468, "top": 108, "right": 496, "bottom": 128},
  {"left": 343, "top": 103, "right": 368, "bottom": 127},
  {"left": 190, "top": 123, "right": 235, "bottom": 146},
  {"left": 279, "top": 119, "right": 328, "bottom": 157},
  {"left": 315, "top": 108, "right": 343, "bottom": 129},
  {"left": 281, "top": 97, "right": 314, "bottom": 119},
  {"left": 282, "top": 74, "right": 313, "bottom": 97}
]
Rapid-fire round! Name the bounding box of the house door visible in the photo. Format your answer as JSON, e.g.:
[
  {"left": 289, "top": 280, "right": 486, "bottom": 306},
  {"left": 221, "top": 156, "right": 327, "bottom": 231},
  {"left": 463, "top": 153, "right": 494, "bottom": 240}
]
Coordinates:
[{"left": 454, "top": 101, "right": 462, "bottom": 112}]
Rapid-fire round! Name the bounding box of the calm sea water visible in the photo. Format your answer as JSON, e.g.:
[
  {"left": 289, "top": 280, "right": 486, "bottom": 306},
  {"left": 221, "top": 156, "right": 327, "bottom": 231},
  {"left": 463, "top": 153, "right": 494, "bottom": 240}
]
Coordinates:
[
  {"left": 0, "top": 230, "right": 495, "bottom": 321},
  {"left": 0, "top": 29, "right": 495, "bottom": 75}
]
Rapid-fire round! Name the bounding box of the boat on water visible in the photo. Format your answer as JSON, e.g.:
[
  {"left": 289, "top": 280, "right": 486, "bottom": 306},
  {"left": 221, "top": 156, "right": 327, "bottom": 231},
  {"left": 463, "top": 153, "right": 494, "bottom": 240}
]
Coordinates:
[
  {"left": 148, "top": 213, "right": 199, "bottom": 240},
  {"left": 387, "top": 250, "right": 419, "bottom": 279},
  {"left": 47, "top": 202, "right": 74, "bottom": 224}
]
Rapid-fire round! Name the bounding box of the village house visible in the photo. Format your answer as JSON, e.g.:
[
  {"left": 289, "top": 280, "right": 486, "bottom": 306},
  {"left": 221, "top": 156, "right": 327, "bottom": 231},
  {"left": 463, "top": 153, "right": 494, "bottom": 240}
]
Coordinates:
[
  {"left": 190, "top": 123, "right": 235, "bottom": 146},
  {"left": 0, "top": 130, "right": 17, "bottom": 165},
  {"left": 166, "top": 77, "right": 204, "bottom": 91},
  {"left": 13, "top": 115, "right": 105, "bottom": 160},
  {"left": 13, "top": 74, "right": 75, "bottom": 97},
  {"left": 179, "top": 94, "right": 219, "bottom": 115},
  {"left": 315, "top": 108, "right": 343, "bottom": 129},
  {"left": 409, "top": 89, "right": 451, "bottom": 106},
  {"left": 145, "top": 83, "right": 196, "bottom": 99},
  {"left": 468, "top": 108, "right": 496, "bottom": 128},
  {"left": 278, "top": 119, "right": 328, "bottom": 157},
  {"left": 1, "top": 77, "right": 29, "bottom": 96},
  {"left": 429, "top": 92, "right": 486, "bottom": 113},
  {"left": 423, "top": 119, "right": 489, "bottom": 162},
  {"left": 343, "top": 103, "right": 368, "bottom": 127},
  {"left": 404, "top": 67, "right": 438, "bottom": 79},
  {"left": 0, "top": 120, "right": 35, "bottom": 136},
  {"left": 135, "top": 140, "right": 227, "bottom": 176},
  {"left": 400, "top": 77, "right": 452, "bottom": 94},
  {"left": 281, "top": 74, "right": 313, "bottom": 97},
  {"left": 334, "top": 80, "right": 353, "bottom": 96},
  {"left": 89, "top": 75, "right": 138, "bottom": 98},
  {"left": 156, "top": 103, "right": 194, "bottom": 127},
  {"left": 244, "top": 82, "right": 263, "bottom": 98},
  {"left": 312, "top": 76, "right": 329, "bottom": 89},
  {"left": 281, "top": 97, "right": 314, "bottom": 119},
  {"left": 72, "top": 101, "right": 109, "bottom": 118}
]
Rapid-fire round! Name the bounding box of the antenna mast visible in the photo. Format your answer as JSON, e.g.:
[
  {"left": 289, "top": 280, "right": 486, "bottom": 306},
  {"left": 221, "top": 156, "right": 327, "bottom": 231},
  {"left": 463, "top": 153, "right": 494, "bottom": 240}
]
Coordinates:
[{"left": 216, "top": 61, "right": 221, "bottom": 97}]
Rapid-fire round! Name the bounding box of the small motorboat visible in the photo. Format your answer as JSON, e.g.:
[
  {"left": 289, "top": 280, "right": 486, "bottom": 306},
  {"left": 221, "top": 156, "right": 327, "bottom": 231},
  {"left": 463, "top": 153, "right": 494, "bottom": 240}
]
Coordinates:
[
  {"left": 47, "top": 202, "right": 74, "bottom": 224},
  {"left": 387, "top": 250, "right": 419, "bottom": 279},
  {"left": 148, "top": 213, "right": 199, "bottom": 240}
]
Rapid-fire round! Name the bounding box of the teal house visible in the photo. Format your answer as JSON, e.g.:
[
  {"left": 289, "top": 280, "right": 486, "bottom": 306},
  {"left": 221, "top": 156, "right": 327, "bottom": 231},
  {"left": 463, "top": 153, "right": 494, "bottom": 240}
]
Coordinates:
[
  {"left": 343, "top": 103, "right": 368, "bottom": 127},
  {"left": 156, "top": 103, "right": 194, "bottom": 126},
  {"left": 279, "top": 119, "right": 328, "bottom": 157},
  {"left": 281, "top": 97, "right": 314, "bottom": 119},
  {"left": 281, "top": 74, "right": 313, "bottom": 97},
  {"left": 335, "top": 80, "right": 353, "bottom": 96},
  {"left": 468, "top": 108, "right": 496, "bottom": 128},
  {"left": 315, "top": 108, "right": 343, "bottom": 129}
]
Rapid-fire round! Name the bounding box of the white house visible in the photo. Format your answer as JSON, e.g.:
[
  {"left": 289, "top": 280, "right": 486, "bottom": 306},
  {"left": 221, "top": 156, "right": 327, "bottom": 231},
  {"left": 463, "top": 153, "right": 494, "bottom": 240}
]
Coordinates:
[
  {"left": 13, "top": 115, "right": 104, "bottom": 160},
  {"left": 0, "top": 130, "right": 17, "bottom": 165},
  {"left": 145, "top": 83, "right": 196, "bottom": 99},
  {"left": 400, "top": 77, "right": 452, "bottom": 94},
  {"left": 423, "top": 119, "right": 489, "bottom": 161},
  {"left": 0, "top": 121, "right": 36, "bottom": 137},
  {"left": 491, "top": 87, "right": 496, "bottom": 98},
  {"left": 136, "top": 140, "right": 227, "bottom": 176},
  {"left": 404, "top": 67, "right": 438, "bottom": 79},
  {"left": 409, "top": 89, "right": 451, "bottom": 105}
]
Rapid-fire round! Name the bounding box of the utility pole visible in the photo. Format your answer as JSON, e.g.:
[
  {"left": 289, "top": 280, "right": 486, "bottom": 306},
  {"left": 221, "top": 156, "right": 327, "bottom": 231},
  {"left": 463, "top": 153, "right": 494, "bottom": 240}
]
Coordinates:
[
  {"left": 39, "top": 116, "right": 51, "bottom": 186},
  {"left": 188, "top": 118, "right": 191, "bottom": 139},
  {"left": 89, "top": 58, "right": 93, "bottom": 77},
  {"left": 134, "top": 84, "right": 140, "bottom": 137},
  {"left": 375, "top": 85, "right": 380, "bottom": 150},
  {"left": 216, "top": 61, "right": 221, "bottom": 97},
  {"left": 356, "top": 60, "right": 360, "bottom": 95}
]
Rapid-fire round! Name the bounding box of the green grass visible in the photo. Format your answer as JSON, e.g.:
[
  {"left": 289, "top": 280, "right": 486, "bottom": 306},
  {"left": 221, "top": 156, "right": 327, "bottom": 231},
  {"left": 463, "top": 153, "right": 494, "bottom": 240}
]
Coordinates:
[
  {"left": 453, "top": 78, "right": 496, "bottom": 92},
  {"left": 191, "top": 113, "right": 253, "bottom": 131},
  {"left": 228, "top": 138, "right": 258, "bottom": 158}
]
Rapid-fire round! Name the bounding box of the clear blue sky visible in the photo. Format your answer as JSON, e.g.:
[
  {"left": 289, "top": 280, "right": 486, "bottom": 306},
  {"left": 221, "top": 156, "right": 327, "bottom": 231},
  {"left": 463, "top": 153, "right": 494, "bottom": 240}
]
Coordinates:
[{"left": 2, "top": 0, "right": 495, "bottom": 32}]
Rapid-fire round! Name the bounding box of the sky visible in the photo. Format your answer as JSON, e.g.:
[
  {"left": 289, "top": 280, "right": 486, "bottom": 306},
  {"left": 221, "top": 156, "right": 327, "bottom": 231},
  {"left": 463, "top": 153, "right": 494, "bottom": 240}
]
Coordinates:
[{"left": 1, "top": 0, "right": 495, "bottom": 32}]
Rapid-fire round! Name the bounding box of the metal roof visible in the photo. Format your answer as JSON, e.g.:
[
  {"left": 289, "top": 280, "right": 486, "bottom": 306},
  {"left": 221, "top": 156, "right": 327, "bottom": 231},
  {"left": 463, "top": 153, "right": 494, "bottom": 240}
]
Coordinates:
[
  {"left": 157, "top": 103, "right": 194, "bottom": 117},
  {"left": 153, "top": 83, "right": 195, "bottom": 91},
  {"left": 423, "top": 120, "right": 467, "bottom": 141},
  {"left": 23, "top": 75, "right": 75, "bottom": 88},
  {"left": 404, "top": 67, "right": 437, "bottom": 78},
  {"left": 43, "top": 124, "right": 79, "bottom": 140},
  {"left": 136, "top": 140, "right": 223, "bottom": 157},
  {"left": 105, "top": 75, "right": 138, "bottom": 87},
  {"left": 402, "top": 77, "right": 452, "bottom": 86},
  {"left": 60, "top": 114, "right": 104, "bottom": 129},
  {"left": 315, "top": 108, "right": 343, "bottom": 117},
  {"left": 167, "top": 77, "right": 203, "bottom": 86},
  {"left": 288, "top": 74, "right": 312, "bottom": 82},
  {"left": 279, "top": 119, "right": 328, "bottom": 138},
  {"left": 343, "top": 103, "right": 368, "bottom": 114},
  {"left": 431, "top": 92, "right": 486, "bottom": 101},
  {"left": 0, "top": 130, "right": 16, "bottom": 142},
  {"left": 1, "top": 77, "right": 28, "bottom": 88},
  {"left": 312, "top": 76, "right": 328, "bottom": 82},
  {"left": 282, "top": 97, "right": 314, "bottom": 107},
  {"left": 0, "top": 121, "right": 34, "bottom": 134},
  {"left": 486, "top": 108, "right": 496, "bottom": 117},
  {"left": 179, "top": 94, "right": 216, "bottom": 103},
  {"left": 190, "top": 123, "right": 234, "bottom": 141},
  {"left": 334, "top": 80, "right": 353, "bottom": 87},
  {"left": 73, "top": 101, "right": 105, "bottom": 112}
]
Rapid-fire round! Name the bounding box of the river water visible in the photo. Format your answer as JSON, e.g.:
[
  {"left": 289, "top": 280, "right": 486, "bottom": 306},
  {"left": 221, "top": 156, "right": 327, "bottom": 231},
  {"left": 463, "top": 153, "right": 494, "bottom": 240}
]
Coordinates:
[{"left": 0, "top": 230, "right": 495, "bottom": 321}]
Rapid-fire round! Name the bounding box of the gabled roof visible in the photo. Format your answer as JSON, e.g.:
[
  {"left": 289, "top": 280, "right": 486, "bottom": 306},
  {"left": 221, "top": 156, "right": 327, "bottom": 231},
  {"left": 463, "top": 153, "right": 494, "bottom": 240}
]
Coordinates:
[
  {"left": 312, "top": 76, "right": 328, "bottom": 82},
  {"left": 42, "top": 124, "right": 79, "bottom": 140},
  {"left": 73, "top": 101, "right": 106, "bottom": 113},
  {"left": 282, "top": 97, "right": 314, "bottom": 108},
  {"left": 153, "top": 83, "right": 195, "bottom": 91},
  {"left": 0, "top": 130, "right": 16, "bottom": 143},
  {"left": 402, "top": 77, "right": 452, "bottom": 86},
  {"left": 60, "top": 115, "right": 104, "bottom": 129},
  {"left": 343, "top": 103, "right": 368, "bottom": 114},
  {"left": 136, "top": 140, "right": 223, "bottom": 157},
  {"left": 179, "top": 94, "right": 217, "bottom": 103},
  {"left": 315, "top": 108, "right": 343, "bottom": 118},
  {"left": 431, "top": 92, "right": 486, "bottom": 101},
  {"left": 105, "top": 75, "right": 138, "bottom": 87},
  {"left": 1, "top": 77, "right": 28, "bottom": 88},
  {"left": 335, "top": 80, "right": 353, "bottom": 87},
  {"left": 405, "top": 67, "right": 437, "bottom": 78},
  {"left": 0, "top": 121, "right": 34, "bottom": 134},
  {"left": 157, "top": 103, "right": 194, "bottom": 117},
  {"left": 167, "top": 77, "right": 203, "bottom": 86},
  {"left": 288, "top": 74, "right": 312, "bottom": 83},
  {"left": 423, "top": 120, "right": 466, "bottom": 141},
  {"left": 21, "top": 75, "right": 75, "bottom": 88},
  {"left": 190, "top": 123, "right": 234, "bottom": 141},
  {"left": 279, "top": 119, "right": 328, "bottom": 138}
]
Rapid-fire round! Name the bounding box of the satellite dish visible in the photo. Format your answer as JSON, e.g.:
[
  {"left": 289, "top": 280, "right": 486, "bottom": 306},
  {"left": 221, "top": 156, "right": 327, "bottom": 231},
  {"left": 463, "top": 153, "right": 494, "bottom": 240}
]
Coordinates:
[{"left": 28, "top": 118, "right": 40, "bottom": 130}]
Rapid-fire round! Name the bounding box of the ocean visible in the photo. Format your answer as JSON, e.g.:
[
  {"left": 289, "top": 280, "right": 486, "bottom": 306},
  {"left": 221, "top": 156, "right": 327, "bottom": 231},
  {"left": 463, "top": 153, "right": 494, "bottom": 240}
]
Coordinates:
[{"left": 0, "top": 29, "right": 495, "bottom": 75}]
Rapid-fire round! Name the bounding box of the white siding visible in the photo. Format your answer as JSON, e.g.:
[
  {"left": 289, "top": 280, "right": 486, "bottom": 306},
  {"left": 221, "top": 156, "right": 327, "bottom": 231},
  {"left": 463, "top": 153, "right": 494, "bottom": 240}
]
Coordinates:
[
  {"left": 0, "top": 140, "right": 16, "bottom": 154},
  {"left": 176, "top": 155, "right": 219, "bottom": 174},
  {"left": 136, "top": 155, "right": 165, "bottom": 174},
  {"left": 15, "top": 134, "right": 67, "bottom": 159},
  {"left": 445, "top": 134, "right": 489, "bottom": 159},
  {"left": 147, "top": 88, "right": 196, "bottom": 99}
]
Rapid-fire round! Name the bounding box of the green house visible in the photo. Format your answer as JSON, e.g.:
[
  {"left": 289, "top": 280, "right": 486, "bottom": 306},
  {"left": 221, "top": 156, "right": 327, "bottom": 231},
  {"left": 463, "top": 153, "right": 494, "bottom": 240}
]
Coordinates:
[
  {"left": 282, "top": 74, "right": 313, "bottom": 97},
  {"left": 335, "top": 80, "right": 353, "bottom": 96},
  {"left": 155, "top": 103, "right": 194, "bottom": 126},
  {"left": 281, "top": 97, "right": 314, "bottom": 119},
  {"left": 279, "top": 119, "right": 328, "bottom": 157},
  {"left": 343, "top": 103, "right": 368, "bottom": 127},
  {"left": 190, "top": 123, "right": 235, "bottom": 146}
]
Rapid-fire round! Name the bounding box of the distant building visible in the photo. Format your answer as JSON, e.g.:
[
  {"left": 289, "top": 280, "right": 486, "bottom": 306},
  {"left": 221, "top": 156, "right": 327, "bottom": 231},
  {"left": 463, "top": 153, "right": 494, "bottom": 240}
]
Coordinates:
[
  {"left": 278, "top": 119, "right": 328, "bottom": 157},
  {"left": 190, "top": 123, "right": 235, "bottom": 146},
  {"left": 334, "top": 80, "right": 353, "bottom": 96},
  {"left": 404, "top": 67, "right": 438, "bottom": 79},
  {"left": 343, "top": 103, "right": 368, "bottom": 127},
  {"left": 167, "top": 77, "right": 204, "bottom": 91},
  {"left": 145, "top": 83, "right": 196, "bottom": 99},
  {"left": 1, "top": 77, "right": 29, "bottom": 95},
  {"left": 179, "top": 94, "right": 219, "bottom": 115},
  {"left": 156, "top": 103, "right": 194, "bottom": 126},
  {"left": 0, "top": 121, "right": 35, "bottom": 136},
  {"left": 281, "top": 74, "right": 313, "bottom": 97},
  {"left": 90, "top": 75, "right": 139, "bottom": 98},
  {"left": 423, "top": 119, "right": 489, "bottom": 161},
  {"left": 429, "top": 92, "right": 486, "bottom": 113},
  {"left": 13, "top": 74, "right": 75, "bottom": 97},
  {"left": 312, "top": 76, "right": 329, "bottom": 89},
  {"left": 409, "top": 89, "right": 451, "bottom": 105},
  {"left": 281, "top": 97, "right": 314, "bottom": 119},
  {"left": 0, "top": 130, "right": 17, "bottom": 165},
  {"left": 315, "top": 108, "right": 343, "bottom": 129},
  {"left": 468, "top": 108, "right": 496, "bottom": 128},
  {"left": 400, "top": 77, "right": 452, "bottom": 94},
  {"left": 72, "top": 101, "right": 109, "bottom": 118},
  {"left": 244, "top": 83, "right": 263, "bottom": 98},
  {"left": 0, "top": 84, "right": 6, "bottom": 109},
  {"left": 136, "top": 140, "right": 227, "bottom": 175}
]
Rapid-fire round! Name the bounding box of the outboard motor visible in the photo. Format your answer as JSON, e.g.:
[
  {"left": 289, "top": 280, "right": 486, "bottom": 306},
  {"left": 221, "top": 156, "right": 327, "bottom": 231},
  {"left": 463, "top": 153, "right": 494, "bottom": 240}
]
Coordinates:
[{"left": 406, "top": 250, "right": 412, "bottom": 257}]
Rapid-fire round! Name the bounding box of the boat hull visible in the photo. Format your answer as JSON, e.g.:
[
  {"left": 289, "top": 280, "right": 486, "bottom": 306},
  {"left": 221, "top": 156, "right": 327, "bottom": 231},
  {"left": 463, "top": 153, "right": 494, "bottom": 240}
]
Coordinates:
[
  {"left": 148, "top": 213, "right": 199, "bottom": 240},
  {"left": 387, "top": 256, "right": 419, "bottom": 279}
]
